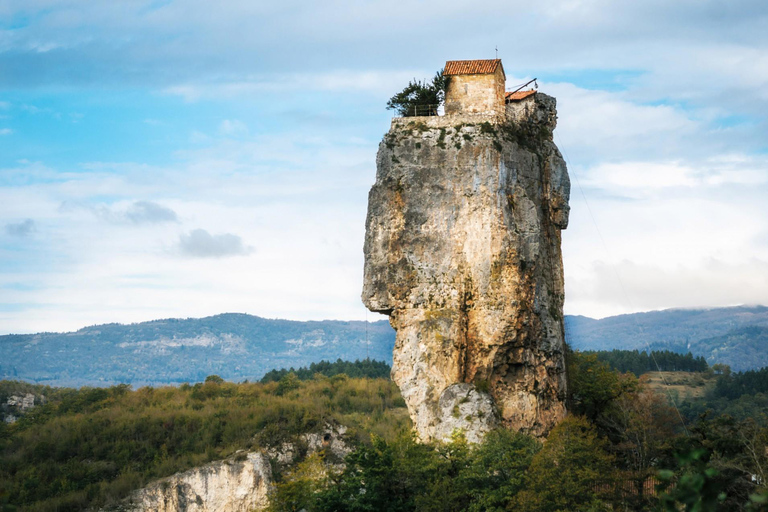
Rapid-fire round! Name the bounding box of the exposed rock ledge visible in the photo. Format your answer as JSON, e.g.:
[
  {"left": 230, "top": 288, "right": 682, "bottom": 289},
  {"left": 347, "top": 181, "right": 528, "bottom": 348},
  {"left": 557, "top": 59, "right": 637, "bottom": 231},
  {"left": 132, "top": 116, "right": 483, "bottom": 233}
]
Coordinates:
[
  {"left": 103, "top": 422, "right": 351, "bottom": 512},
  {"left": 106, "top": 452, "right": 272, "bottom": 512}
]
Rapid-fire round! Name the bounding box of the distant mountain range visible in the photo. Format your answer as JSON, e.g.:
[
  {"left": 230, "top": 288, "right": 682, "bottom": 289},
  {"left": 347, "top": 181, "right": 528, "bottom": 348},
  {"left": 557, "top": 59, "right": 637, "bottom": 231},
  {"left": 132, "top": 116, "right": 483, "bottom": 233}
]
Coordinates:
[
  {"left": 0, "top": 315, "right": 395, "bottom": 387},
  {"left": 2, "top": 305, "right": 767, "bottom": 387},
  {"left": 565, "top": 305, "right": 768, "bottom": 371}
]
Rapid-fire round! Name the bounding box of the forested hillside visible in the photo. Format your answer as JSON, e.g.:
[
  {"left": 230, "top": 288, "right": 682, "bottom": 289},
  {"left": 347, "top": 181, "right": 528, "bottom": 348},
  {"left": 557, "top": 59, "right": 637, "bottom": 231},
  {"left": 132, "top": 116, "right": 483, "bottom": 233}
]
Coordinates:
[
  {"left": 0, "top": 314, "right": 395, "bottom": 387},
  {"left": 566, "top": 305, "right": 768, "bottom": 371},
  {"left": 0, "top": 365, "right": 408, "bottom": 512},
  {"left": 3, "top": 355, "right": 768, "bottom": 511},
  {"left": 3, "top": 306, "right": 768, "bottom": 387}
]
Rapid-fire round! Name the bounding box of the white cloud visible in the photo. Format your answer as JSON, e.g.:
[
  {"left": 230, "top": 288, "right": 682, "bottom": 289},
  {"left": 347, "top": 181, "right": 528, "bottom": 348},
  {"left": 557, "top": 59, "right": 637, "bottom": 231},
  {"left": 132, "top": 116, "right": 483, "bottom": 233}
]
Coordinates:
[
  {"left": 163, "top": 70, "right": 426, "bottom": 102},
  {"left": 1, "top": 0, "right": 767, "bottom": 333},
  {"left": 566, "top": 258, "right": 768, "bottom": 318},
  {"left": 574, "top": 156, "right": 768, "bottom": 194}
]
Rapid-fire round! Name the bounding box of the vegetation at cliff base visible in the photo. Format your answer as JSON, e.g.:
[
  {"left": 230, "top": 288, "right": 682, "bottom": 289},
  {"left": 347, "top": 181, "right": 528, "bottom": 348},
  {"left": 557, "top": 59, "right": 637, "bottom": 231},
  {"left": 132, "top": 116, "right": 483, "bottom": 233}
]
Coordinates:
[
  {"left": 266, "top": 351, "right": 768, "bottom": 512},
  {"left": 3, "top": 354, "right": 768, "bottom": 511},
  {"left": 0, "top": 371, "right": 408, "bottom": 512}
]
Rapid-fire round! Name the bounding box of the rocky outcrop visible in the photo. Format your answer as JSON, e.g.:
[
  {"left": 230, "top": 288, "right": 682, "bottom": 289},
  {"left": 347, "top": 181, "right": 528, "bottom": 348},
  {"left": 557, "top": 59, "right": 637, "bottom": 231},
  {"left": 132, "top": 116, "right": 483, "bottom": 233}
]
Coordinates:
[
  {"left": 3, "top": 392, "right": 44, "bottom": 424},
  {"left": 362, "top": 93, "right": 570, "bottom": 442},
  {"left": 111, "top": 452, "right": 272, "bottom": 512},
  {"left": 105, "top": 422, "right": 352, "bottom": 512},
  {"left": 266, "top": 422, "right": 353, "bottom": 469}
]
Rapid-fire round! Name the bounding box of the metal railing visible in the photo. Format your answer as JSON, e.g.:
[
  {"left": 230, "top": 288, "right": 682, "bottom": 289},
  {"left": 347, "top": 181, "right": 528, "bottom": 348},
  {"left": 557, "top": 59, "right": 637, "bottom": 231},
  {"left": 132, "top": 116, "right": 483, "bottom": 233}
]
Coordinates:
[{"left": 395, "top": 104, "right": 441, "bottom": 118}]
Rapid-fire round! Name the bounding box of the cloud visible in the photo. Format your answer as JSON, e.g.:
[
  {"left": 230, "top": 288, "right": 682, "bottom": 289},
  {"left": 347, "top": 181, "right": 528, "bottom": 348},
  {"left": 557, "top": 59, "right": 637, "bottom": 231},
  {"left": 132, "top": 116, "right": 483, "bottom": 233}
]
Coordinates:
[
  {"left": 1, "top": 0, "right": 767, "bottom": 333},
  {"left": 566, "top": 258, "right": 768, "bottom": 318},
  {"left": 124, "top": 201, "right": 178, "bottom": 224},
  {"left": 163, "top": 70, "right": 430, "bottom": 101},
  {"left": 60, "top": 200, "right": 179, "bottom": 224},
  {"left": 574, "top": 156, "right": 768, "bottom": 195},
  {"left": 177, "top": 228, "right": 252, "bottom": 258},
  {"left": 5, "top": 219, "right": 35, "bottom": 237},
  {"left": 0, "top": 128, "right": 12, "bottom": 135}
]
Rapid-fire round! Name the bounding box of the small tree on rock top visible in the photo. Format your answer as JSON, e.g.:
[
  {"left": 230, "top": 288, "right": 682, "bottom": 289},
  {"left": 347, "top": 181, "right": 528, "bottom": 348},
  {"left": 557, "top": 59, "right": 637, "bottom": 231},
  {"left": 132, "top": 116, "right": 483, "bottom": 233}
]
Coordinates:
[{"left": 386, "top": 70, "right": 448, "bottom": 117}]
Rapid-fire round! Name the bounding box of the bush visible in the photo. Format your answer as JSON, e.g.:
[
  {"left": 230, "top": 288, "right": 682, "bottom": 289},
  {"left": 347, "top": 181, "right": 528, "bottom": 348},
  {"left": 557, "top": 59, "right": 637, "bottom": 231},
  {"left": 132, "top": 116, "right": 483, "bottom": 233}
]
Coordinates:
[{"left": 386, "top": 70, "right": 448, "bottom": 117}]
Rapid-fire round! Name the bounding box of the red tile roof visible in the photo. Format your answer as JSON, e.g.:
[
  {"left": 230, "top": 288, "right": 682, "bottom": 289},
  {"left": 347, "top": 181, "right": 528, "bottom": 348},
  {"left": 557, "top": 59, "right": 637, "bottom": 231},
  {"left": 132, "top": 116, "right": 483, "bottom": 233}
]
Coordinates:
[
  {"left": 505, "top": 90, "right": 536, "bottom": 101},
  {"left": 444, "top": 59, "right": 503, "bottom": 76}
]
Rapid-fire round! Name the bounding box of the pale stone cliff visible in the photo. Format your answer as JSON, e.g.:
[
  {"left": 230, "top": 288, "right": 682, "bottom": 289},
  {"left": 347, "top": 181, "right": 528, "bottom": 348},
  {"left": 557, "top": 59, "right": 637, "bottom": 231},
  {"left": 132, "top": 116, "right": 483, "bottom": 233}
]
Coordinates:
[
  {"left": 111, "top": 452, "right": 272, "bottom": 512},
  {"left": 3, "top": 392, "right": 44, "bottom": 424},
  {"left": 362, "top": 93, "right": 570, "bottom": 442},
  {"left": 104, "top": 422, "right": 351, "bottom": 512}
]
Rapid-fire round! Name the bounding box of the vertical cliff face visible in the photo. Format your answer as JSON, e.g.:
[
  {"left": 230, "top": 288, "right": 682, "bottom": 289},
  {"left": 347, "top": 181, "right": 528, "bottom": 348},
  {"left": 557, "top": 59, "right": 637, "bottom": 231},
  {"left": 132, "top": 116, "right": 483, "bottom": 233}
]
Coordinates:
[{"left": 362, "top": 93, "right": 570, "bottom": 442}]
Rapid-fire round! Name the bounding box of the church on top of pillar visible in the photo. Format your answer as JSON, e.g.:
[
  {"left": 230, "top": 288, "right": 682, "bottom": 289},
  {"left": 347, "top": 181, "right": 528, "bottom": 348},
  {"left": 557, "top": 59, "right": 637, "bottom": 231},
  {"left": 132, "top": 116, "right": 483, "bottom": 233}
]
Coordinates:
[{"left": 443, "top": 59, "right": 537, "bottom": 116}]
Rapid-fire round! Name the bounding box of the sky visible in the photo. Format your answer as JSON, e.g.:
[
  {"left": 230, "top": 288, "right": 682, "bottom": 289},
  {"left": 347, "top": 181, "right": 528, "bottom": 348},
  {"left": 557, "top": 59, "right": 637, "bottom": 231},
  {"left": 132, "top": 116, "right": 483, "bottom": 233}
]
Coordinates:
[{"left": 1, "top": 0, "right": 768, "bottom": 334}]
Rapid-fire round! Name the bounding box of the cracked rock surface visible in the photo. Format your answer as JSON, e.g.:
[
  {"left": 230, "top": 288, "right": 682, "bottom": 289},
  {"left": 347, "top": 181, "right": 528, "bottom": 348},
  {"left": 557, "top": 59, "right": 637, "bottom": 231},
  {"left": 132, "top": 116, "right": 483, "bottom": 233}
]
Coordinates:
[{"left": 363, "top": 93, "right": 570, "bottom": 442}]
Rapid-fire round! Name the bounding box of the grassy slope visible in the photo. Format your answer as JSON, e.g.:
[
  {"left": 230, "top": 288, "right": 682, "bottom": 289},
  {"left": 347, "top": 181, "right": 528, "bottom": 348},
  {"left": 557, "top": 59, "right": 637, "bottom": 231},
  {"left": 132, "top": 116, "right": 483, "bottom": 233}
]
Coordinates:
[
  {"left": 0, "top": 376, "right": 410, "bottom": 512},
  {"left": 640, "top": 371, "right": 715, "bottom": 400}
]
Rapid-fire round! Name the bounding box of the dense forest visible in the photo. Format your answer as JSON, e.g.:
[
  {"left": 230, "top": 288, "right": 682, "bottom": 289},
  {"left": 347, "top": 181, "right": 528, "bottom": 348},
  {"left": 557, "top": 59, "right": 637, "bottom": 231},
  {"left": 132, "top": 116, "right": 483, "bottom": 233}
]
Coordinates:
[
  {"left": 586, "top": 349, "right": 710, "bottom": 375},
  {"left": 0, "top": 367, "right": 408, "bottom": 511},
  {"left": 2, "top": 356, "right": 768, "bottom": 511},
  {"left": 260, "top": 359, "right": 391, "bottom": 383},
  {"left": 714, "top": 366, "right": 768, "bottom": 400}
]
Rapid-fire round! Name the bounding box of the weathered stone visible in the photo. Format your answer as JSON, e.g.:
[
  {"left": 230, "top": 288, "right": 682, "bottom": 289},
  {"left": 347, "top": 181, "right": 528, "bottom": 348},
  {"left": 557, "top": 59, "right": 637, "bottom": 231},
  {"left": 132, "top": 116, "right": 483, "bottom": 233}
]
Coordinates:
[
  {"left": 265, "top": 421, "right": 352, "bottom": 469},
  {"left": 108, "top": 452, "right": 272, "bottom": 512},
  {"left": 106, "top": 422, "right": 353, "bottom": 512},
  {"left": 362, "top": 93, "right": 570, "bottom": 442},
  {"left": 444, "top": 59, "right": 506, "bottom": 116},
  {"left": 434, "top": 383, "right": 499, "bottom": 444},
  {"left": 3, "top": 392, "right": 44, "bottom": 424}
]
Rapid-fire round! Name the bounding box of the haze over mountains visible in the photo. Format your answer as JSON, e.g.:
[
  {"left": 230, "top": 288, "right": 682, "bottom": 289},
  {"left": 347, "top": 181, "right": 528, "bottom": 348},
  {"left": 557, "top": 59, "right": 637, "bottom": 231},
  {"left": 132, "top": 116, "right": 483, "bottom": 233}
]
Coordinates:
[{"left": 2, "top": 305, "right": 767, "bottom": 387}]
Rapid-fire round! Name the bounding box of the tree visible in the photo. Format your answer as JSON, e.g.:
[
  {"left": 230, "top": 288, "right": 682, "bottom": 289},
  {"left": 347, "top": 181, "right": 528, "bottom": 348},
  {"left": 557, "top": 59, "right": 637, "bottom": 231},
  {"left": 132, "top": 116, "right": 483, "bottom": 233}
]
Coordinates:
[
  {"left": 657, "top": 448, "right": 728, "bottom": 512},
  {"left": 268, "top": 453, "right": 330, "bottom": 512},
  {"left": 568, "top": 351, "right": 637, "bottom": 420},
  {"left": 514, "top": 416, "right": 616, "bottom": 512},
  {"left": 458, "top": 429, "right": 540, "bottom": 512},
  {"left": 386, "top": 70, "right": 448, "bottom": 117}
]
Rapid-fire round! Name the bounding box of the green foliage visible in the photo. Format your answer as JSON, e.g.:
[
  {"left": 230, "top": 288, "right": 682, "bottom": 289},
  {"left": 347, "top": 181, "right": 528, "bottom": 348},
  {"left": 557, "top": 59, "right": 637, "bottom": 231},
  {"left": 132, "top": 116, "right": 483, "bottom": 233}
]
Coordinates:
[
  {"left": 458, "top": 429, "right": 541, "bottom": 512},
  {"left": 261, "top": 359, "right": 391, "bottom": 384},
  {"left": 657, "top": 448, "right": 727, "bottom": 512},
  {"left": 270, "top": 429, "right": 543, "bottom": 512},
  {"left": 714, "top": 366, "right": 768, "bottom": 400},
  {"left": 586, "top": 349, "right": 709, "bottom": 376},
  {"left": 0, "top": 376, "right": 409, "bottom": 511},
  {"left": 5, "top": 350, "right": 768, "bottom": 512},
  {"left": 386, "top": 70, "right": 448, "bottom": 117},
  {"left": 568, "top": 350, "right": 638, "bottom": 420},
  {"left": 566, "top": 306, "right": 768, "bottom": 372},
  {"left": 269, "top": 429, "right": 542, "bottom": 512},
  {"left": 268, "top": 453, "right": 329, "bottom": 512},
  {"left": 514, "top": 416, "right": 616, "bottom": 512}
]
